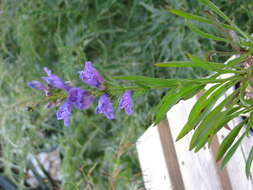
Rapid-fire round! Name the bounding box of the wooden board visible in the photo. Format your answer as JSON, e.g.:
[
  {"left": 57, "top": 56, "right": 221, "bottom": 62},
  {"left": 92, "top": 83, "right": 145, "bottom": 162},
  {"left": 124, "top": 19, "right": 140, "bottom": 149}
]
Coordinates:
[
  {"left": 137, "top": 96, "right": 253, "bottom": 190},
  {"left": 166, "top": 97, "right": 223, "bottom": 190},
  {"left": 136, "top": 124, "right": 173, "bottom": 190},
  {"left": 137, "top": 55, "right": 253, "bottom": 189}
]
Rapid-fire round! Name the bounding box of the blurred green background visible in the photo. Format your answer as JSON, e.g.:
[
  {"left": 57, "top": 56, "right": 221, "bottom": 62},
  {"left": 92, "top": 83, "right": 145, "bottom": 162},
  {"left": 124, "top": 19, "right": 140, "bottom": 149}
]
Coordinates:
[{"left": 0, "top": 0, "right": 252, "bottom": 189}]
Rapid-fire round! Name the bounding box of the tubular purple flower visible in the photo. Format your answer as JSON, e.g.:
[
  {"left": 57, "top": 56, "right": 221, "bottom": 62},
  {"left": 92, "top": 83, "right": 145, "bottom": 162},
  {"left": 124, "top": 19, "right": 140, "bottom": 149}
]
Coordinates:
[
  {"left": 56, "top": 101, "right": 73, "bottom": 126},
  {"left": 119, "top": 91, "right": 133, "bottom": 115},
  {"left": 27, "top": 80, "right": 47, "bottom": 91},
  {"left": 42, "top": 67, "right": 70, "bottom": 91},
  {"left": 79, "top": 61, "right": 104, "bottom": 89},
  {"left": 76, "top": 91, "right": 94, "bottom": 110},
  {"left": 67, "top": 87, "right": 94, "bottom": 110},
  {"left": 95, "top": 94, "right": 114, "bottom": 119}
]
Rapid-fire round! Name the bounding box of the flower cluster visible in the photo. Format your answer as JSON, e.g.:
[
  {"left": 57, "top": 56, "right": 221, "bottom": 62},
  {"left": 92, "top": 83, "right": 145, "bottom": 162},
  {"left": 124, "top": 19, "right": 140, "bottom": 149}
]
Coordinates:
[{"left": 27, "top": 62, "right": 133, "bottom": 126}]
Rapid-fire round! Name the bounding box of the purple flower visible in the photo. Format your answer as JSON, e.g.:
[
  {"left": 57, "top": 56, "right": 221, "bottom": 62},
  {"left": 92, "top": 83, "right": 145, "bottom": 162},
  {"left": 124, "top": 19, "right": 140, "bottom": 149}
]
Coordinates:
[
  {"left": 119, "top": 91, "right": 133, "bottom": 115},
  {"left": 95, "top": 94, "right": 114, "bottom": 119},
  {"left": 79, "top": 61, "right": 104, "bottom": 89},
  {"left": 56, "top": 101, "right": 73, "bottom": 126},
  {"left": 67, "top": 87, "right": 94, "bottom": 110},
  {"left": 42, "top": 67, "right": 70, "bottom": 91},
  {"left": 27, "top": 80, "right": 47, "bottom": 91}
]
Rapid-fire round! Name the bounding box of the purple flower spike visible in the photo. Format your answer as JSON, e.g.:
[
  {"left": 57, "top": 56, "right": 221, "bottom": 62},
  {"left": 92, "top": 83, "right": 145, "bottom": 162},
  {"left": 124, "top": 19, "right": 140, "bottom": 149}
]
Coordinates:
[
  {"left": 119, "top": 91, "right": 133, "bottom": 115},
  {"left": 68, "top": 87, "right": 94, "bottom": 110},
  {"left": 95, "top": 94, "right": 114, "bottom": 119},
  {"left": 27, "top": 80, "right": 47, "bottom": 91},
  {"left": 56, "top": 101, "right": 73, "bottom": 126},
  {"left": 79, "top": 61, "right": 104, "bottom": 89},
  {"left": 42, "top": 67, "right": 70, "bottom": 91}
]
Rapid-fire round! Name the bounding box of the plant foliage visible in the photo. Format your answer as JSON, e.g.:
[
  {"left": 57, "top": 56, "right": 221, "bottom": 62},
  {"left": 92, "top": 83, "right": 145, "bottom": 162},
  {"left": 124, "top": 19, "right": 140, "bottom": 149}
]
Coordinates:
[{"left": 120, "top": 0, "right": 253, "bottom": 176}]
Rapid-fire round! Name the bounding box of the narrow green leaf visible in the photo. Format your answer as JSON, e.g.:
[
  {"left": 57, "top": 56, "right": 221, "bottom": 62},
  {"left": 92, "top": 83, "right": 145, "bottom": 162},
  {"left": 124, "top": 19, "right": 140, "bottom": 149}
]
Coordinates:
[
  {"left": 211, "top": 106, "right": 244, "bottom": 136},
  {"left": 246, "top": 146, "right": 253, "bottom": 178},
  {"left": 187, "top": 54, "right": 224, "bottom": 70},
  {"left": 194, "top": 94, "right": 242, "bottom": 152},
  {"left": 170, "top": 9, "right": 235, "bottom": 30},
  {"left": 154, "top": 89, "right": 180, "bottom": 124},
  {"left": 193, "top": 110, "right": 227, "bottom": 152},
  {"left": 155, "top": 61, "right": 201, "bottom": 68},
  {"left": 154, "top": 84, "right": 203, "bottom": 124},
  {"left": 198, "top": 0, "right": 253, "bottom": 42},
  {"left": 221, "top": 133, "right": 246, "bottom": 168},
  {"left": 114, "top": 76, "right": 180, "bottom": 88},
  {"left": 190, "top": 89, "right": 238, "bottom": 150},
  {"left": 216, "top": 120, "right": 245, "bottom": 161},
  {"left": 177, "top": 79, "right": 238, "bottom": 141},
  {"left": 188, "top": 54, "right": 241, "bottom": 74},
  {"left": 226, "top": 54, "right": 250, "bottom": 67},
  {"left": 187, "top": 23, "right": 229, "bottom": 42},
  {"left": 198, "top": 0, "right": 230, "bottom": 23},
  {"left": 156, "top": 60, "right": 241, "bottom": 74},
  {"left": 170, "top": 9, "right": 212, "bottom": 24},
  {"left": 182, "top": 85, "right": 204, "bottom": 100},
  {"left": 176, "top": 84, "right": 220, "bottom": 140}
]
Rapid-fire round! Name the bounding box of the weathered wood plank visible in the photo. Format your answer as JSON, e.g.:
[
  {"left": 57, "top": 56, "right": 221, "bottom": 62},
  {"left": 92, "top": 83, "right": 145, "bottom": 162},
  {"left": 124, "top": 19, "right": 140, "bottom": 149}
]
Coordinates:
[
  {"left": 166, "top": 97, "right": 222, "bottom": 190},
  {"left": 136, "top": 124, "right": 173, "bottom": 189}
]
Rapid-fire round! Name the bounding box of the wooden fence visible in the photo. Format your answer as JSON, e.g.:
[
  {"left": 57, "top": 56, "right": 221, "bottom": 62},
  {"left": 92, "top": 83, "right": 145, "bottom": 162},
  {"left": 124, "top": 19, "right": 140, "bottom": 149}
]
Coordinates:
[{"left": 136, "top": 96, "right": 253, "bottom": 190}]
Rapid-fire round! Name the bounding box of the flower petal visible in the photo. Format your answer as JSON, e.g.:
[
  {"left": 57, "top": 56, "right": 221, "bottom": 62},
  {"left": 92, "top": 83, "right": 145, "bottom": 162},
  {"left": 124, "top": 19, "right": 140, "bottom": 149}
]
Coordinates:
[
  {"left": 27, "top": 80, "right": 47, "bottom": 91},
  {"left": 67, "top": 87, "right": 94, "bottom": 110},
  {"left": 42, "top": 67, "right": 70, "bottom": 91},
  {"left": 79, "top": 61, "right": 104, "bottom": 89},
  {"left": 119, "top": 91, "right": 133, "bottom": 115},
  {"left": 56, "top": 101, "right": 73, "bottom": 126},
  {"left": 95, "top": 94, "right": 114, "bottom": 119}
]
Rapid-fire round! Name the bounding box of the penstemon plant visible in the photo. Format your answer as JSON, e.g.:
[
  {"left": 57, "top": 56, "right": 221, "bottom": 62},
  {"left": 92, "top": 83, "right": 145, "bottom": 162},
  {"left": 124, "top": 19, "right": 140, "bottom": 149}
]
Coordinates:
[{"left": 27, "top": 0, "right": 253, "bottom": 177}]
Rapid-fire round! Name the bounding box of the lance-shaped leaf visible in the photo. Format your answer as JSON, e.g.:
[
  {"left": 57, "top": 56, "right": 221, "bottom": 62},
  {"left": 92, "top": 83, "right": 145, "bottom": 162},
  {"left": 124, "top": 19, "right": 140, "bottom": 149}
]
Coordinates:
[
  {"left": 177, "top": 79, "right": 238, "bottom": 141},
  {"left": 188, "top": 54, "right": 241, "bottom": 74},
  {"left": 194, "top": 94, "right": 243, "bottom": 152},
  {"left": 246, "top": 146, "right": 253, "bottom": 178},
  {"left": 154, "top": 84, "right": 204, "bottom": 124},
  {"left": 198, "top": 0, "right": 231, "bottom": 23},
  {"left": 221, "top": 133, "right": 246, "bottom": 168},
  {"left": 198, "top": 0, "right": 252, "bottom": 41},
  {"left": 193, "top": 109, "right": 229, "bottom": 152},
  {"left": 190, "top": 89, "right": 238, "bottom": 150},
  {"left": 114, "top": 76, "right": 181, "bottom": 88},
  {"left": 216, "top": 120, "right": 246, "bottom": 161},
  {"left": 156, "top": 60, "right": 239, "bottom": 74},
  {"left": 187, "top": 23, "right": 229, "bottom": 42},
  {"left": 170, "top": 9, "right": 212, "bottom": 24},
  {"left": 226, "top": 53, "right": 251, "bottom": 67},
  {"left": 177, "top": 84, "right": 219, "bottom": 140},
  {"left": 169, "top": 9, "right": 234, "bottom": 30}
]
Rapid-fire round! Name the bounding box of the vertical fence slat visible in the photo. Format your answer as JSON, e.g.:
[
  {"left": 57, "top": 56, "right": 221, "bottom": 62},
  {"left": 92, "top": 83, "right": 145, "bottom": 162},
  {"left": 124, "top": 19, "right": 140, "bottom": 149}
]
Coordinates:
[
  {"left": 166, "top": 97, "right": 222, "bottom": 190},
  {"left": 137, "top": 93, "right": 253, "bottom": 189},
  {"left": 136, "top": 124, "right": 173, "bottom": 189}
]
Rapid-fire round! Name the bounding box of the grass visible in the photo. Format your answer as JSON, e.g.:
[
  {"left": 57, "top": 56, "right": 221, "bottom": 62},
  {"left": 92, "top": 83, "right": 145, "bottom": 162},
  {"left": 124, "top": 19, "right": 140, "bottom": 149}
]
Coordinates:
[{"left": 0, "top": 0, "right": 252, "bottom": 189}]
